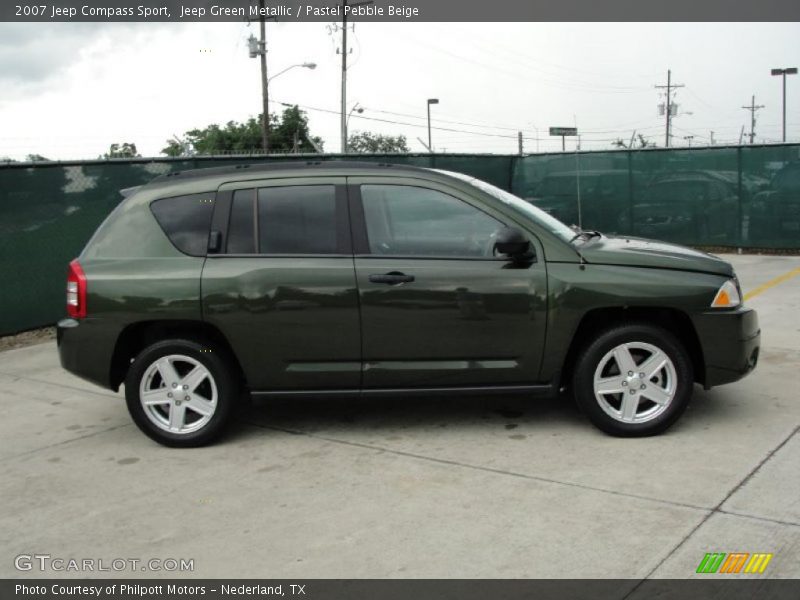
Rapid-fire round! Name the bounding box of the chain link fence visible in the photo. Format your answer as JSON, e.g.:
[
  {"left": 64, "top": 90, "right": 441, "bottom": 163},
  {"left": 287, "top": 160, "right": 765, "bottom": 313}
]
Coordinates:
[{"left": 1, "top": 146, "right": 798, "bottom": 335}]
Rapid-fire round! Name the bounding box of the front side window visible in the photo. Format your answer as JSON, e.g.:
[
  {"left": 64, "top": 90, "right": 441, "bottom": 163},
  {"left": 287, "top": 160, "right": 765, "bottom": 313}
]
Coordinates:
[
  {"left": 360, "top": 184, "right": 503, "bottom": 257},
  {"left": 150, "top": 193, "right": 215, "bottom": 257}
]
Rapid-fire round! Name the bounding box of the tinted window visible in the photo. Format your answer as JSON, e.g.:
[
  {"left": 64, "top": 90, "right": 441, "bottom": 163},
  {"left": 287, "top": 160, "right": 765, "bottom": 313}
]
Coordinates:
[
  {"left": 360, "top": 185, "right": 502, "bottom": 257},
  {"left": 227, "top": 189, "right": 256, "bottom": 254},
  {"left": 257, "top": 186, "right": 337, "bottom": 254},
  {"left": 150, "top": 193, "right": 214, "bottom": 256}
]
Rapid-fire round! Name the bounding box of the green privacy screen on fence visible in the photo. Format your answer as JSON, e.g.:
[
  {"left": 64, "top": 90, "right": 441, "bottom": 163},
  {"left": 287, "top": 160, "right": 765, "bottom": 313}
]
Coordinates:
[
  {"left": 1, "top": 145, "right": 798, "bottom": 335},
  {"left": 512, "top": 144, "right": 800, "bottom": 248}
]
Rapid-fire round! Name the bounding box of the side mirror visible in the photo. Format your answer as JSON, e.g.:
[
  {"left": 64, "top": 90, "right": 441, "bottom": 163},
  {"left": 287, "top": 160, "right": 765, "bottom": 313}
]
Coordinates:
[{"left": 495, "top": 227, "right": 534, "bottom": 262}]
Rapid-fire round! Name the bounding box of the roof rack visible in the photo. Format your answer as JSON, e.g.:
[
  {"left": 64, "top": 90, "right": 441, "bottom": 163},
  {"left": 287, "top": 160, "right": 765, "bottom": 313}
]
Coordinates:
[{"left": 147, "top": 159, "right": 421, "bottom": 186}]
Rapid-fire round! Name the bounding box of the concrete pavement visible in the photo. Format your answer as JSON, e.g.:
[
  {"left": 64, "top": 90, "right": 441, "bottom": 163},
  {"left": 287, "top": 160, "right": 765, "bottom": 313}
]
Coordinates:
[{"left": 0, "top": 254, "right": 798, "bottom": 579}]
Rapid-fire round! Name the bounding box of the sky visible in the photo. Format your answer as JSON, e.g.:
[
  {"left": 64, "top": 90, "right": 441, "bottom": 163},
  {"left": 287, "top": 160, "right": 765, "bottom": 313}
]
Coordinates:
[{"left": 0, "top": 21, "right": 798, "bottom": 160}]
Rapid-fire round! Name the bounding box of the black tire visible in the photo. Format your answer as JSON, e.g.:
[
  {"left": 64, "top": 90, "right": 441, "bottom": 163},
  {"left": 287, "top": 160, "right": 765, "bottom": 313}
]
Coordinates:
[
  {"left": 572, "top": 323, "right": 694, "bottom": 437},
  {"left": 125, "top": 338, "right": 238, "bottom": 447}
]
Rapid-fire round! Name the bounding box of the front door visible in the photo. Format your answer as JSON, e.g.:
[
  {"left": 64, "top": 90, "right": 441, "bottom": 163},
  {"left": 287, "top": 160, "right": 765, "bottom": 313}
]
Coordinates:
[{"left": 349, "top": 177, "right": 548, "bottom": 389}]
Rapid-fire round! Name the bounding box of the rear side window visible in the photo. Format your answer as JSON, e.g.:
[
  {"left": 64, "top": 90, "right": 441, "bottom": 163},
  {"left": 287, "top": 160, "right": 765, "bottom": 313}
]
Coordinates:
[
  {"left": 227, "top": 189, "right": 256, "bottom": 254},
  {"left": 225, "top": 185, "right": 338, "bottom": 255},
  {"left": 150, "top": 193, "right": 214, "bottom": 256},
  {"left": 258, "top": 186, "right": 336, "bottom": 254}
]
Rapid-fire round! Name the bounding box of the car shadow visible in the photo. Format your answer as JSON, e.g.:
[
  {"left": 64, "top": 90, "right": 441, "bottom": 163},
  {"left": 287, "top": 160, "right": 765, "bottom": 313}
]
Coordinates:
[
  {"left": 222, "top": 383, "right": 753, "bottom": 444},
  {"left": 228, "top": 391, "right": 587, "bottom": 440}
]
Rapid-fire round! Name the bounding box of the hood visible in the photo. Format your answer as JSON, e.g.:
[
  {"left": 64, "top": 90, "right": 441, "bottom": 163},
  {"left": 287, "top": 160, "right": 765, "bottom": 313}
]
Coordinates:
[{"left": 578, "top": 235, "right": 734, "bottom": 277}]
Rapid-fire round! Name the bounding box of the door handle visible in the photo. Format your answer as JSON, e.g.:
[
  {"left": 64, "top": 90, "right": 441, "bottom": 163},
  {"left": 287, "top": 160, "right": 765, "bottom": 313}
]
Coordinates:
[{"left": 369, "top": 272, "right": 415, "bottom": 285}]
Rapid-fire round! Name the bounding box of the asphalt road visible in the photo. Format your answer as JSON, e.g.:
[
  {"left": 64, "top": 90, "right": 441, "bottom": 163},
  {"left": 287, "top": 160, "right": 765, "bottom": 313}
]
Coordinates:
[{"left": 1, "top": 254, "right": 798, "bottom": 579}]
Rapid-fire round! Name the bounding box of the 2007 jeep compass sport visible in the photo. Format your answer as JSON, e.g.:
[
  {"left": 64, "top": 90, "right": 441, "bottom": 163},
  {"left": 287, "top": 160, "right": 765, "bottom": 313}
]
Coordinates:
[{"left": 58, "top": 162, "right": 760, "bottom": 446}]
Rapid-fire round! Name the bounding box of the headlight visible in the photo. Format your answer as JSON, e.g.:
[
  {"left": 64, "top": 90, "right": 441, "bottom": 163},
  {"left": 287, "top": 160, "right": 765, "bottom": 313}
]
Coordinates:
[{"left": 711, "top": 278, "right": 742, "bottom": 308}]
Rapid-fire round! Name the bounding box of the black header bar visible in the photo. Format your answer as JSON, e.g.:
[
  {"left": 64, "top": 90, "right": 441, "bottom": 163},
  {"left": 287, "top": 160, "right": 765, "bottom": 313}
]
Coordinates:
[{"left": 3, "top": 0, "right": 800, "bottom": 22}]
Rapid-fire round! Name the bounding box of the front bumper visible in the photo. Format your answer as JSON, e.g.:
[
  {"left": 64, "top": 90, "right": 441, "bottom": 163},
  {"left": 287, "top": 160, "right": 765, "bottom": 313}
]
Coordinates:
[{"left": 691, "top": 307, "right": 760, "bottom": 388}]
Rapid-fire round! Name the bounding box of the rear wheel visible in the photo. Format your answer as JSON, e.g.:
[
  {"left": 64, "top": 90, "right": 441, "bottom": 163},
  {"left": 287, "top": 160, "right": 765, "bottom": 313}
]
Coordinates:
[
  {"left": 125, "top": 339, "right": 238, "bottom": 447},
  {"left": 572, "top": 323, "right": 693, "bottom": 437}
]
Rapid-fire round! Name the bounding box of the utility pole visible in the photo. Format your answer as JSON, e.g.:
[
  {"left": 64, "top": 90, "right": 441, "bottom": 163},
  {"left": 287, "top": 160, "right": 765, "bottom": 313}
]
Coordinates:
[
  {"left": 655, "top": 69, "right": 684, "bottom": 148},
  {"left": 738, "top": 125, "right": 745, "bottom": 145},
  {"left": 741, "top": 95, "right": 765, "bottom": 144},
  {"left": 336, "top": 0, "right": 373, "bottom": 153},
  {"left": 258, "top": 0, "right": 269, "bottom": 153},
  {"left": 517, "top": 131, "right": 523, "bottom": 155},
  {"left": 575, "top": 137, "right": 582, "bottom": 229},
  {"left": 340, "top": 0, "right": 348, "bottom": 153}
]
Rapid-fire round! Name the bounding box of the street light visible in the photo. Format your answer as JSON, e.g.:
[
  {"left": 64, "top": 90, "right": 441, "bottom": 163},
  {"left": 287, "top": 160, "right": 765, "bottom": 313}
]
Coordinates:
[
  {"left": 248, "top": 27, "right": 316, "bottom": 153},
  {"left": 268, "top": 62, "right": 317, "bottom": 84},
  {"left": 427, "top": 98, "right": 439, "bottom": 153},
  {"left": 771, "top": 67, "right": 798, "bottom": 142},
  {"left": 347, "top": 103, "right": 364, "bottom": 129},
  {"left": 342, "top": 103, "right": 364, "bottom": 153}
]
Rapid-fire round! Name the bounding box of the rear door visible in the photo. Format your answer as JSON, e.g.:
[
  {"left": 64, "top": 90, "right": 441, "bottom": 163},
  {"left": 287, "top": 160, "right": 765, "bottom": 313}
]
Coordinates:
[
  {"left": 202, "top": 177, "right": 361, "bottom": 391},
  {"left": 349, "top": 176, "right": 548, "bottom": 389}
]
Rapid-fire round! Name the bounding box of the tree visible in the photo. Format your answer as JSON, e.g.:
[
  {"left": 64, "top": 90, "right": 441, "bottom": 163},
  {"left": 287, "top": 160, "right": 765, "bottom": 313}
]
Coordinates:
[
  {"left": 25, "top": 154, "right": 50, "bottom": 162},
  {"left": 161, "top": 106, "right": 324, "bottom": 156},
  {"left": 271, "top": 105, "right": 324, "bottom": 153},
  {"left": 347, "top": 131, "right": 409, "bottom": 153},
  {"left": 611, "top": 134, "right": 656, "bottom": 149},
  {"left": 104, "top": 143, "right": 140, "bottom": 158}
]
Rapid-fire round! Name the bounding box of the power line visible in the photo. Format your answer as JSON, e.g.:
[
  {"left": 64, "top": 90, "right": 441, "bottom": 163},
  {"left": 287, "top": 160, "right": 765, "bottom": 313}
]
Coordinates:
[
  {"left": 278, "top": 98, "right": 676, "bottom": 146},
  {"left": 670, "top": 125, "right": 710, "bottom": 142},
  {"left": 438, "top": 24, "right": 656, "bottom": 84},
  {"left": 360, "top": 107, "right": 522, "bottom": 132},
  {"left": 273, "top": 98, "right": 521, "bottom": 139},
  {"left": 390, "top": 30, "right": 653, "bottom": 96},
  {"left": 288, "top": 99, "right": 673, "bottom": 147}
]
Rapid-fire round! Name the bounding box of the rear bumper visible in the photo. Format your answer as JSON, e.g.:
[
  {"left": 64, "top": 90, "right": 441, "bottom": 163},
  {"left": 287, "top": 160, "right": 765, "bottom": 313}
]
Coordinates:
[
  {"left": 691, "top": 307, "right": 760, "bottom": 388},
  {"left": 57, "top": 318, "right": 116, "bottom": 390}
]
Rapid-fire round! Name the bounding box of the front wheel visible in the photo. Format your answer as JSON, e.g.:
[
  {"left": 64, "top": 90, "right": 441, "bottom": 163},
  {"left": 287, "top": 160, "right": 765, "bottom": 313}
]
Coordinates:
[
  {"left": 125, "top": 339, "right": 238, "bottom": 447},
  {"left": 572, "top": 323, "right": 694, "bottom": 437}
]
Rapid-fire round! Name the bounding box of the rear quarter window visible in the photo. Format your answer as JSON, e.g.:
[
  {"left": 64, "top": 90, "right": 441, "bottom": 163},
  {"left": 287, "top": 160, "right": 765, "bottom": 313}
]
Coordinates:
[{"left": 150, "top": 193, "right": 215, "bottom": 257}]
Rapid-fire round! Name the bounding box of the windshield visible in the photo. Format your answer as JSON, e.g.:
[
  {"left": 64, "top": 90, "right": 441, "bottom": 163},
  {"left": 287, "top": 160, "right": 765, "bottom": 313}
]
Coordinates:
[{"left": 434, "top": 169, "right": 577, "bottom": 242}]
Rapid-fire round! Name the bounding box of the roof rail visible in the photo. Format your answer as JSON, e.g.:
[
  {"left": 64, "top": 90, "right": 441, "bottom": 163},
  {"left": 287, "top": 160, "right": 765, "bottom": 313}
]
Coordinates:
[{"left": 147, "top": 159, "right": 413, "bottom": 186}]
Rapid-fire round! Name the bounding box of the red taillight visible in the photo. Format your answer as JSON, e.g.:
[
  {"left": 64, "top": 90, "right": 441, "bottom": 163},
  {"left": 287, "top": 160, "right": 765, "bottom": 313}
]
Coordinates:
[{"left": 66, "top": 259, "right": 87, "bottom": 319}]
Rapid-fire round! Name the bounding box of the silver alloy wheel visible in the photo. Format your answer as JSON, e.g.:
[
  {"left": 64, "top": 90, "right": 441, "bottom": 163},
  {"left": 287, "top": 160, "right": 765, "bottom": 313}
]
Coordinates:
[
  {"left": 592, "top": 342, "right": 677, "bottom": 424},
  {"left": 139, "top": 354, "right": 218, "bottom": 435}
]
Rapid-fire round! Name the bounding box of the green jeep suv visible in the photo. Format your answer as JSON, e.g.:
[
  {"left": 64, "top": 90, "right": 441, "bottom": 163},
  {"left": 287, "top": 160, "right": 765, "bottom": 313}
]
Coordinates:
[{"left": 58, "top": 162, "right": 760, "bottom": 446}]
